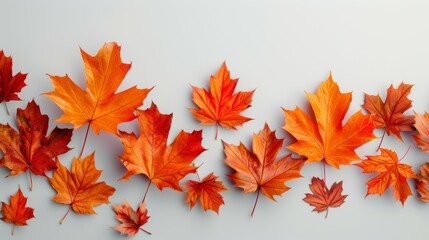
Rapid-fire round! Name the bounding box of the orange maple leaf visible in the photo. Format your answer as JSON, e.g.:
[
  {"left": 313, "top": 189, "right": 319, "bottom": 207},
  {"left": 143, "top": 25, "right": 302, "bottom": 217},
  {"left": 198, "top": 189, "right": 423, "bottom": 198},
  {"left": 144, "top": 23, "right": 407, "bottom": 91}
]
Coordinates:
[
  {"left": 413, "top": 112, "right": 429, "bottom": 152},
  {"left": 416, "top": 162, "right": 429, "bottom": 203},
  {"left": 184, "top": 172, "right": 228, "bottom": 214},
  {"left": 356, "top": 148, "right": 417, "bottom": 205},
  {"left": 223, "top": 123, "right": 304, "bottom": 217},
  {"left": 112, "top": 201, "right": 151, "bottom": 237},
  {"left": 283, "top": 73, "right": 376, "bottom": 168},
  {"left": 0, "top": 50, "right": 27, "bottom": 115},
  {"left": 1, "top": 187, "right": 35, "bottom": 235},
  {"left": 190, "top": 62, "right": 255, "bottom": 139},
  {"left": 363, "top": 82, "right": 414, "bottom": 149},
  {"left": 303, "top": 177, "right": 347, "bottom": 218},
  {"left": 48, "top": 152, "right": 116, "bottom": 224},
  {"left": 118, "top": 102, "right": 206, "bottom": 201},
  {"left": 0, "top": 100, "right": 73, "bottom": 190},
  {"left": 45, "top": 42, "right": 151, "bottom": 155}
]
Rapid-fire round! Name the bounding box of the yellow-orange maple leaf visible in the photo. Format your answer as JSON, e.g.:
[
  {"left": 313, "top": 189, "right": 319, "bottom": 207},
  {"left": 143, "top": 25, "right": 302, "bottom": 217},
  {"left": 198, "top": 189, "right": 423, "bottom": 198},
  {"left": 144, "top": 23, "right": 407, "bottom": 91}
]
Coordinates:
[
  {"left": 223, "top": 123, "right": 304, "bottom": 216},
  {"left": 190, "top": 62, "right": 255, "bottom": 139},
  {"left": 184, "top": 173, "right": 228, "bottom": 214},
  {"left": 283, "top": 74, "right": 376, "bottom": 168},
  {"left": 48, "top": 153, "right": 116, "bottom": 224},
  {"left": 45, "top": 42, "right": 151, "bottom": 135},
  {"left": 118, "top": 103, "right": 206, "bottom": 201},
  {"left": 356, "top": 148, "right": 417, "bottom": 205}
]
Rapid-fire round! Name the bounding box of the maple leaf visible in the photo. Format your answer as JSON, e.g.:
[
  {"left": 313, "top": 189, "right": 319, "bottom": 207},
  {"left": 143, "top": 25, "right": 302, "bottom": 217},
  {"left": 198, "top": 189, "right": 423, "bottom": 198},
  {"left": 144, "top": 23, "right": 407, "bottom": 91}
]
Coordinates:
[
  {"left": 45, "top": 42, "right": 152, "bottom": 156},
  {"left": 184, "top": 172, "right": 228, "bottom": 214},
  {"left": 303, "top": 177, "right": 347, "bottom": 218},
  {"left": 112, "top": 201, "right": 151, "bottom": 237},
  {"left": 416, "top": 162, "right": 429, "bottom": 203},
  {"left": 413, "top": 112, "right": 429, "bottom": 153},
  {"left": 283, "top": 73, "right": 375, "bottom": 169},
  {"left": 0, "top": 50, "right": 27, "bottom": 115},
  {"left": 356, "top": 148, "right": 417, "bottom": 205},
  {"left": 118, "top": 102, "right": 206, "bottom": 201},
  {"left": 223, "top": 123, "right": 304, "bottom": 217},
  {"left": 0, "top": 100, "right": 72, "bottom": 190},
  {"left": 1, "top": 187, "right": 35, "bottom": 235},
  {"left": 363, "top": 82, "right": 414, "bottom": 149},
  {"left": 48, "top": 152, "right": 116, "bottom": 224},
  {"left": 190, "top": 62, "right": 255, "bottom": 139}
]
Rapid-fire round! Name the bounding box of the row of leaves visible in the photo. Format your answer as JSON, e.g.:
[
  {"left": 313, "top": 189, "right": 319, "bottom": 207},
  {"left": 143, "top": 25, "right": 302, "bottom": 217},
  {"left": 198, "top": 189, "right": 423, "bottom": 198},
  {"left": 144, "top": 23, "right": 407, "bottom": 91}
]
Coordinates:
[{"left": 1, "top": 42, "right": 429, "bottom": 237}]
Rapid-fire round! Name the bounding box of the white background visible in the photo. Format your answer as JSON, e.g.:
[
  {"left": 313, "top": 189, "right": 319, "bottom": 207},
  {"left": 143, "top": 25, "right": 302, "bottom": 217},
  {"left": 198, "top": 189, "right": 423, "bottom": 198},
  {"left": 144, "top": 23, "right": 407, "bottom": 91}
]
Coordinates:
[{"left": 1, "top": 0, "right": 429, "bottom": 239}]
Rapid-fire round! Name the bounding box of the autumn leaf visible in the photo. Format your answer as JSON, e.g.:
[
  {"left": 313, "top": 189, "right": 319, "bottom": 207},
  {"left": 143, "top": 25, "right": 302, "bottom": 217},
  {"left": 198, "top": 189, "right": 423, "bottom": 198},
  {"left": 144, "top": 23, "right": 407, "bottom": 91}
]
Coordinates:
[
  {"left": 0, "top": 100, "right": 72, "bottom": 190},
  {"left": 118, "top": 102, "right": 206, "bottom": 202},
  {"left": 283, "top": 73, "right": 375, "bottom": 169},
  {"left": 356, "top": 148, "right": 417, "bottom": 205},
  {"left": 223, "top": 123, "right": 304, "bottom": 217},
  {"left": 363, "top": 82, "right": 414, "bottom": 149},
  {"left": 184, "top": 172, "right": 228, "bottom": 214},
  {"left": 413, "top": 112, "right": 429, "bottom": 152},
  {"left": 416, "top": 162, "right": 429, "bottom": 203},
  {"left": 112, "top": 201, "right": 151, "bottom": 237},
  {"left": 190, "top": 62, "right": 255, "bottom": 139},
  {"left": 1, "top": 187, "right": 35, "bottom": 235},
  {"left": 303, "top": 177, "right": 347, "bottom": 218},
  {"left": 0, "top": 50, "right": 27, "bottom": 115},
  {"left": 45, "top": 42, "right": 152, "bottom": 156},
  {"left": 48, "top": 152, "right": 116, "bottom": 224}
]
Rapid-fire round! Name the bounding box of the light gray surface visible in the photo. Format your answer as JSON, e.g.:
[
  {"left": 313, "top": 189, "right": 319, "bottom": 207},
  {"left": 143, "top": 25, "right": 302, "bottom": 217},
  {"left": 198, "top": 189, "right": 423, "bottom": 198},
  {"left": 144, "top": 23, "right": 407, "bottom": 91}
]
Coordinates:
[{"left": 1, "top": 0, "right": 429, "bottom": 239}]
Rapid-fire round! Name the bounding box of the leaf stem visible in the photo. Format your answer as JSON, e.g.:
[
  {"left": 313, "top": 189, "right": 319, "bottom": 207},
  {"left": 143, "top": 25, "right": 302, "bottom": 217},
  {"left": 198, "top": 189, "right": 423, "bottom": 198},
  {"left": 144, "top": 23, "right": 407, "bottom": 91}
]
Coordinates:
[
  {"left": 323, "top": 161, "right": 327, "bottom": 184},
  {"left": 376, "top": 130, "right": 386, "bottom": 151},
  {"left": 4, "top": 101, "right": 10, "bottom": 116},
  {"left": 59, "top": 206, "right": 71, "bottom": 224},
  {"left": 251, "top": 188, "right": 261, "bottom": 217},
  {"left": 142, "top": 181, "right": 152, "bottom": 203},
  {"left": 215, "top": 123, "right": 219, "bottom": 140},
  {"left": 398, "top": 145, "right": 412, "bottom": 163},
  {"left": 79, "top": 123, "right": 91, "bottom": 159},
  {"left": 29, "top": 171, "right": 33, "bottom": 191},
  {"left": 140, "top": 227, "right": 152, "bottom": 235},
  {"left": 325, "top": 207, "right": 329, "bottom": 218},
  {"left": 11, "top": 225, "right": 15, "bottom": 235}
]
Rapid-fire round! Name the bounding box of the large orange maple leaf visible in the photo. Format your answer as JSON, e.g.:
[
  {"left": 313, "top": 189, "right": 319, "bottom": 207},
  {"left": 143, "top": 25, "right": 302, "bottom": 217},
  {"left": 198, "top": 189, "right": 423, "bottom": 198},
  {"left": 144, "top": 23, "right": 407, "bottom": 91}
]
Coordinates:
[
  {"left": 413, "top": 112, "right": 429, "bottom": 152},
  {"left": 190, "top": 62, "right": 255, "bottom": 139},
  {"left": 223, "top": 123, "right": 304, "bottom": 217},
  {"left": 45, "top": 42, "right": 151, "bottom": 154},
  {"left": 356, "top": 148, "right": 417, "bottom": 205},
  {"left": 283, "top": 74, "right": 376, "bottom": 168},
  {"left": 48, "top": 152, "right": 116, "bottom": 224},
  {"left": 118, "top": 103, "right": 206, "bottom": 201}
]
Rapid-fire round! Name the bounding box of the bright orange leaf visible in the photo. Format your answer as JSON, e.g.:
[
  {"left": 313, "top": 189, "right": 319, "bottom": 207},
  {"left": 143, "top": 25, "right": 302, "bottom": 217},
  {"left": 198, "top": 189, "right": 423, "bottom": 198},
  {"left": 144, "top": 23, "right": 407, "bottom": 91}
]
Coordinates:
[
  {"left": 223, "top": 123, "right": 304, "bottom": 217},
  {"left": 112, "top": 201, "right": 151, "bottom": 237},
  {"left": 283, "top": 73, "right": 376, "bottom": 168},
  {"left": 0, "top": 100, "right": 72, "bottom": 190},
  {"left": 356, "top": 148, "right": 417, "bottom": 205},
  {"left": 118, "top": 102, "right": 206, "bottom": 200},
  {"left": 413, "top": 112, "right": 429, "bottom": 152},
  {"left": 184, "top": 172, "right": 228, "bottom": 214},
  {"left": 190, "top": 62, "right": 255, "bottom": 139},
  {"left": 363, "top": 82, "right": 414, "bottom": 148},
  {"left": 1, "top": 187, "right": 35, "bottom": 235},
  {"left": 45, "top": 42, "right": 151, "bottom": 136},
  {"left": 48, "top": 152, "right": 116, "bottom": 224},
  {"left": 416, "top": 162, "right": 429, "bottom": 203},
  {"left": 0, "top": 50, "right": 27, "bottom": 115},
  {"left": 303, "top": 177, "right": 347, "bottom": 218}
]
